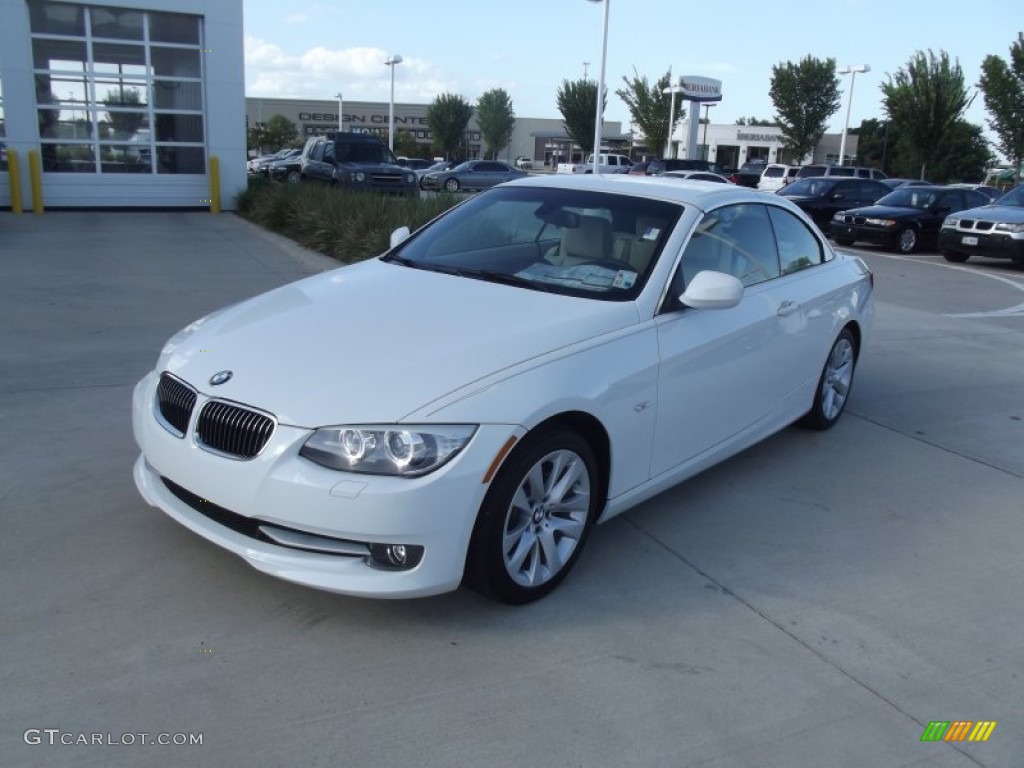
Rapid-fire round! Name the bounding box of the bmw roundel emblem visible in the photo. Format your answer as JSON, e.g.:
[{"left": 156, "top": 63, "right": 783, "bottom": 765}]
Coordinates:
[{"left": 209, "top": 370, "right": 233, "bottom": 386}]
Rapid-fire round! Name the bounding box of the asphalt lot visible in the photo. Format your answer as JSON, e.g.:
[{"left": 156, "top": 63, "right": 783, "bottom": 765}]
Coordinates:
[{"left": 2, "top": 211, "right": 1022, "bottom": 767}]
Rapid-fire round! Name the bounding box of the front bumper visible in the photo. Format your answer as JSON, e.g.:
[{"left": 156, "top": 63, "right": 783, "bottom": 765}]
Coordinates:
[
  {"left": 829, "top": 221, "right": 897, "bottom": 247},
  {"left": 939, "top": 228, "right": 1024, "bottom": 261},
  {"left": 131, "top": 372, "right": 519, "bottom": 598}
]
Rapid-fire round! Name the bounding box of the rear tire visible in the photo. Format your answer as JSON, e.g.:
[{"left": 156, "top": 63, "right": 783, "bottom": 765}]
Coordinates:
[
  {"left": 467, "top": 428, "right": 598, "bottom": 604},
  {"left": 801, "top": 328, "right": 858, "bottom": 431}
]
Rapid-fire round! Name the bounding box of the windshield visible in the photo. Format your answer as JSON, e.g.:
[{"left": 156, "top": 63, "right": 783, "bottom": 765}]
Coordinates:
[
  {"left": 876, "top": 188, "right": 939, "bottom": 209},
  {"left": 782, "top": 178, "right": 834, "bottom": 196},
  {"left": 994, "top": 186, "right": 1024, "bottom": 206},
  {"left": 337, "top": 141, "right": 397, "bottom": 164},
  {"left": 384, "top": 186, "right": 683, "bottom": 300}
]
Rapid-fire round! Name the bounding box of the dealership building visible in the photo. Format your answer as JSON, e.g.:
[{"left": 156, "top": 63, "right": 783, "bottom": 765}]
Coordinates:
[{"left": 0, "top": 0, "right": 246, "bottom": 209}]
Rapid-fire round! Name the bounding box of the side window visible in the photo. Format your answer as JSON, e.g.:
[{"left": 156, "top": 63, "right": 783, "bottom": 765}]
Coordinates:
[
  {"left": 833, "top": 181, "right": 855, "bottom": 202},
  {"left": 767, "top": 206, "right": 824, "bottom": 275},
  {"left": 323, "top": 143, "right": 334, "bottom": 163},
  {"left": 678, "top": 203, "right": 781, "bottom": 289},
  {"left": 310, "top": 141, "right": 324, "bottom": 161}
]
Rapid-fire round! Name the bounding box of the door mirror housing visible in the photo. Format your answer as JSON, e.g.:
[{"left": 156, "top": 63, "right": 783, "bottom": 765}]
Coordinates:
[
  {"left": 680, "top": 270, "right": 744, "bottom": 310},
  {"left": 389, "top": 226, "right": 411, "bottom": 249}
]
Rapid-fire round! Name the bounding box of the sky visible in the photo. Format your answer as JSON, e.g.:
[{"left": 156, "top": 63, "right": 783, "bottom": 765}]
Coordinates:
[{"left": 242, "top": 0, "right": 1018, "bottom": 156}]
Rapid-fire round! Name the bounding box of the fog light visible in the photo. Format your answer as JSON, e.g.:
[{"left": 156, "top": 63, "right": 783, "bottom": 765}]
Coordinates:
[{"left": 368, "top": 543, "right": 424, "bottom": 571}]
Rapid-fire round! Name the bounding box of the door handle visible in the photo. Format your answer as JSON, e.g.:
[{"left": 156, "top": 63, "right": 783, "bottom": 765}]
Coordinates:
[{"left": 777, "top": 299, "right": 800, "bottom": 317}]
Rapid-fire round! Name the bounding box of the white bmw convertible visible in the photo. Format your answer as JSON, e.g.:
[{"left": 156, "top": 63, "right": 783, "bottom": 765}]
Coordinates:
[{"left": 132, "top": 174, "right": 873, "bottom": 603}]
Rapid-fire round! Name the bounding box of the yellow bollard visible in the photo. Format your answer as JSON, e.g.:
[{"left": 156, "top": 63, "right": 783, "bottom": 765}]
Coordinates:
[
  {"left": 209, "top": 155, "right": 221, "bottom": 213},
  {"left": 7, "top": 149, "right": 23, "bottom": 214},
  {"left": 28, "top": 149, "right": 44, "bottom": 214}
]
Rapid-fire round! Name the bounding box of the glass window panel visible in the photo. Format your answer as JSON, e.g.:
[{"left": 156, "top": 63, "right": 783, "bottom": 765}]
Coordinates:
[
  {"left": 149, "top": 12, "right": 200, "bottom": 45},
  {"left": 38, "top": 106, "right": 93, "bottom": 139},
  {"left": 29, "top": 1, "right": 85, "bottom": 36},
  {"left": 92, "top": 43, "right": 149, "bottom": 76},
  {"left": 95, "top": 79, "right": 149, "bottom": 106},
  {"left": 156, "top": 146, "right": 204, "bottom": 174},
  {"left": 89, "top": 7, "right": 143, "bottom": 40},
  {"left": 99, "top": 144, "right": 152, "bottom": 173},
  {"left": 154, "top": 113, "right": 203, "bottom": 142},
  {"left": 33, "top": 38, "right": 88, "bottom": 72},
  {"left": 99, "top": 110, "right": 149, "bottom": 140},
  {"left": 1, "top": 103, "right": 6, "bottom": 172},
  {"left": 151, "top": 47, "right": 200, "bottom": 79},
  {"left": 41, "top": 142, "right": 96, "bottom": 172},
  {"left": 152, "top": 80, "right": 201, "bottom": 110},
  {"left": 36, "top": 75, "right": 90, "bottom": 104}
]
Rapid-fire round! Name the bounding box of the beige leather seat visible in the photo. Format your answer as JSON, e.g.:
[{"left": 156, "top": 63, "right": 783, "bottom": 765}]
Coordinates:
[{"left": 551, "top": 215, "right": 612, "bottom": 266}]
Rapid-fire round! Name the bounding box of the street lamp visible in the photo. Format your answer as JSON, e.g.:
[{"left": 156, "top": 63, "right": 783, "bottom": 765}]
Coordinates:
[
  {"left": 585, "top": 0, "right": 609, "bottom": 174},
  {"left": 384, "top": 54, "right": 403, "bottom": 151},
  {"left": 837, "top": 64, "right": 869, "bottom": 166},
  {"left": 662, "top": 80, "right": 684, "bottom": 158},
  {"left": 335, "top": 91, "right": 343, "bottom": 132},
  {"left": 702, "top": 103, "right": 716, "bottom": 160}
]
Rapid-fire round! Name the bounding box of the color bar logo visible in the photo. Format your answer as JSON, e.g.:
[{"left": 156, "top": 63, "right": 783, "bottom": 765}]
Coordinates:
[{"left": 921, "top": 721, "right": 997, "bottom": 742}]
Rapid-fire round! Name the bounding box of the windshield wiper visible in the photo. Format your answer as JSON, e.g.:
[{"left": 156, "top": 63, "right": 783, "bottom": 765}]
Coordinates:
[{"left": 449, "top": 267, "right": 556, "bottom": 292}]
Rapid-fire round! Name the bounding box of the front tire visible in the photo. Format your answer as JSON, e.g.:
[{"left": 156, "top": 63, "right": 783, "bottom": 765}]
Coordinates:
[
  {"left": 286, "top": 170, "right": 300, "bottom": 184},
  {"left": 801, "top": 328, "right": 858, "bottom": 430},
  {"left": 467, "top": 428, "right": 598, "bottom": 604},
  {"left": 444, "top": 177, "right": 460, "bottom": 192},
  {"left": 942, "top": 251, "right": 970, "bottom": 263},
  {"left": 895, "top": 226, "right": 918, "bottom": 254}
]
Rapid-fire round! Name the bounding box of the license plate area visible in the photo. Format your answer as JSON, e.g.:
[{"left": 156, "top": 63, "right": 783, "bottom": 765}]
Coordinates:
[{"left": 962, "top": 235, "right": 979, "bottom": 246}]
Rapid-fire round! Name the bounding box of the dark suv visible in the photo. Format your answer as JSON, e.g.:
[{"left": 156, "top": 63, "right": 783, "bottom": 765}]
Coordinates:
[
  {"left": 299, "top": 132, "right": 418, "bottom": 196},
  {"left": 646, "top": 158, "right": 720, "bottom": 176}
]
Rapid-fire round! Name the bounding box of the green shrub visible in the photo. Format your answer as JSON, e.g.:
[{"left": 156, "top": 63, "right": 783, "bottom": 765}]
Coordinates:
[{"left": 235, "top": 180, "right": 462, "bottom": 263}]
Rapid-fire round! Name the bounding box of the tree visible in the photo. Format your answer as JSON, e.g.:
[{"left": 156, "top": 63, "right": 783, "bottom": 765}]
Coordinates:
[
  {"left": 392, "top": 129, "right": 421, "bottom": 158},
  {"left": 615, "top": 68, "right": 681, "bottom": 158},
  {"left": 735, "top": 116, "right": 779, "bottom": 126},
  {"left": 978, "top": 33, "right": 1024, "bottom": 185},
  {"left": 556, "top": 78, "right": 604, "bottom": 156},
  {"left": 427, "top": 93, "right": 474, "bottom": 160},
  {"left": 247, "top": 114, "right": 299, "bottom": 154},
  {"left": 476, "top": 88, "right": 516, "bottom": 160},
  {"left": 102, "top": 88, "right": 145, "bottom": 139},
  {"left": 881, "top": 50, "right": 975, "bottom": 180},
  {"left": 769, "top": 56, "right": 841, "bottom": 163}
]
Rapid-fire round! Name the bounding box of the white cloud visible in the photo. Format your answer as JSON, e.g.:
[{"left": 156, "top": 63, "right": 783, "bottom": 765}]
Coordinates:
[
  {"left": 244, "top": 36, "right": 454, "bottom": 103},
  {"left": 285, "top": 13, "right": 307, "bottom": 24}
]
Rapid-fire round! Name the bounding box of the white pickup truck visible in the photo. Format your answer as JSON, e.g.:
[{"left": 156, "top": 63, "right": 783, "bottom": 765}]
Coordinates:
[{"left": 556, "top": 153, "right": 633, "bottom": 174}]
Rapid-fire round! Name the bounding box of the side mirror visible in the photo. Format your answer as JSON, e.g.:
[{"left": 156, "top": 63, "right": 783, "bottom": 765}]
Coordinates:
[
  {"left": 680, "top": 270, "right": 744, "bottom": 310},
  {"left": 389, "top": 226, "right": 411, "bottom": 249}
]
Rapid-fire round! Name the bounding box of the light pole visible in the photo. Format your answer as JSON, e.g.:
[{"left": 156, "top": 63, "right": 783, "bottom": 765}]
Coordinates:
[
  {"left": 701, "top": 103, "right": 716, "bottom": 160},
  {"left": 583, "top": 61, "right": 590, "bottom": 79},
  {"left": 384, "top": 54, "right": 403, "bottom": 151},
  {"left": 585, "top": 0, "right": 609, "bottom": 174},
  {"left": 335, "top": 92, "right": 343, "bottom": 132},
  {"left": 662, "top": 81, "right": 683, "bottom": 158},
  {"left": 837, "top": 64, "right": 869, "bottom": 166}
]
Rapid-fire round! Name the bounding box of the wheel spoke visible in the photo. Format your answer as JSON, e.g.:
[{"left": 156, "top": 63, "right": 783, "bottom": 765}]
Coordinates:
[
  {"left": 547, "top": 513, "right": 585, "bottom": 541},
  {"left": 548, "top": 456, "right": 584, "bottom": 504},
  {"left": 537, "top": 526, "right": 563, "bottom": 576},
  {"left": 524, "top": 463, "right": 546, "bottom": 504},
  {"left": 505, "top": 527, "right": 536, "bottom": 573}
]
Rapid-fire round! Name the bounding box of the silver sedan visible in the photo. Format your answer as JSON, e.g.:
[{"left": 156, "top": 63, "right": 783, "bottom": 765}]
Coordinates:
[{"left": 420, "top": 160, "right": 527, "bottom": 192}]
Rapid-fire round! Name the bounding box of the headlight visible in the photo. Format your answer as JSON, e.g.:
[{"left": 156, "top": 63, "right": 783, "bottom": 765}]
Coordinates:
[
  {"left": 831, "top": 212, "right": 845, "bottom": 221},
  {"left": 300, "top": 424, "right": 477, "bottom": 477},
  {"left": 995, "top": 221, "right": 1024, "bottom": 233},
  {"left": 405, "top": 173, "right": 416, "bottom": 184},
  {"left": 354, "top": 171, "right": 366, "bottom": 182},
  {"left": 864, "top": 218, "right": 896, "bottom": 227},
  {"left": 943, "top": 216, "right": 960, "bottom": 228}
]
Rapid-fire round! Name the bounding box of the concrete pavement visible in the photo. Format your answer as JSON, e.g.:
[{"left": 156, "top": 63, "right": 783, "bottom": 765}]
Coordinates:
[{"left": 1, "top": 213, "right": 1022, "bottom": 767}]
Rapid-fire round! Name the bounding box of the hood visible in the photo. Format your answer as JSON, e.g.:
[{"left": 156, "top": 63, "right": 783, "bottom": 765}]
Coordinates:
[
  {"left": 961, "top": 204, "right": 1024, "bottom": 223},
  {"left": 338, "top": 161, "right": 405, "bottom": 173},
  {"left": 160, "top": 259, "right": 638, "bottom": 427},
  {"left": 839, "top": 204, "right": 924, "bottom": 219}
]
